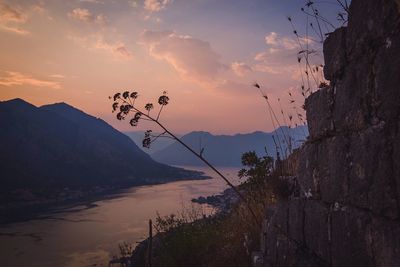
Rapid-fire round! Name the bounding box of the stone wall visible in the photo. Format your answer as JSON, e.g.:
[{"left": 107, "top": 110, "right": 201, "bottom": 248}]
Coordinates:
[{"left": 261, "top": 0, "right": 400, "bottom": 266}]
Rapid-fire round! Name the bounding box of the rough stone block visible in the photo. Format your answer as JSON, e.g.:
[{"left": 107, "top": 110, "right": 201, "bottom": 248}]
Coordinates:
[
  {"left": 298, "top": 136, "right": 349, "bottom": 203},
  {"left": 323, "top": 27, "right": 347, "bottom": 81},
  {"left": 347, "top": 127, "right": 399, "bottom": 219},
  {"left": 346, "top": 0, "right": 400, "bottom": 61},
  {"left": 304, "top": 200, "right": 330, "bottom": 260},
  {"left": 297, "top": 144, "right": 320, "bottom": 198},
  {"left": 319, "top": 135, "right": 350, "bottom": 203},
  {"left": 393, "top": 120, "right": 400, "bottom": 209},
  {"left": 331, "top": 207, "right": 374, "bottom": 267},
  {"left": 373, "top": 33, "right": 400, "bottom": 126},
  {"left": 288, "top": 199, "right": 305, "bottom": 243},
  {"left": 263, "top": 221, "right": 278, "bottom": 266},
  {"left": 260, "top": 219, "right": 268, "bottom": 254},
  {"left": 305, "top": 86, "right": 335, "bottom": 140},
  {"left": 369, "top": 217, "right": 400, "bottom": 267},
  {"left": 268, "top": 201, "right": 289, "bottom": 235},
  {"left": 331, "top": 58, "right": 370, "bottom": 133},
  {"left": 274, "top": 237, "right": 296, "bottom": 267}
]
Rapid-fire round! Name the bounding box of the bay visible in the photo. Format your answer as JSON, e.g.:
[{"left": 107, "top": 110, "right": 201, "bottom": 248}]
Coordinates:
[{"left": 0, "top": 166, "right": 240, "bottom": 267}]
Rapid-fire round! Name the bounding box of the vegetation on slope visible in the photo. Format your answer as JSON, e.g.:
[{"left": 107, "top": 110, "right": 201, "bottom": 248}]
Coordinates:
[{"left": 111, "top": 152, "right": 296, "bottom": 267}]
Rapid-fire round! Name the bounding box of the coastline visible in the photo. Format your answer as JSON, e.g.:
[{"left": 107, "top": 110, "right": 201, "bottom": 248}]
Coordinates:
[
  {"left": 0, "top": 172, "right": 210, "bottom": 225},
  {"left": 191, "top": 187, "right": 239, "bottom": 213},
  {"left": 123, "top": 185, "right": 242, "bottom": 266}
]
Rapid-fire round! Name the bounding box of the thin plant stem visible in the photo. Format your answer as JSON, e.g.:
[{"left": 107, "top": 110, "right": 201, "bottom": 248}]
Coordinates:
[{"left": 126, "top": 103, "right": 261, "bottom": 227}]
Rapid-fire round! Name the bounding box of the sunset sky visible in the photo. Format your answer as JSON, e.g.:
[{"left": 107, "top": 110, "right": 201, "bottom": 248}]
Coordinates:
[{"left": 0, "top": 0, "right": 342, "bottom": 134}]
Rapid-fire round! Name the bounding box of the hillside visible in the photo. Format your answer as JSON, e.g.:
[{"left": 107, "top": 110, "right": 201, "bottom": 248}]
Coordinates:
[
  {"left": 150, "top": 127, "right": 308, "bottom": 167},
  {"left": 0, "top": 99, "right": 204, "bottom": 195},
  {"left": 124, "top": 131, "right": 177, "bottom": 154}
]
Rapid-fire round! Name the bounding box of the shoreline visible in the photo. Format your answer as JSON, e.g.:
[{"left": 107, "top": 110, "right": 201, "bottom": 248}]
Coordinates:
[
  {"left": 126, "top": 186, "right": 242, "bottom": 266},
  {"left": 191, "top": 187, "right": 239, "bottom": 213},
  {"left": 0, "top": 174, "right": 210, "bottom": 225}
]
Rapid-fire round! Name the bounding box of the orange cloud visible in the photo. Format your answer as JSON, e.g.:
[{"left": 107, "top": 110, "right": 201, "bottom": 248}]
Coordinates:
[
  {"left": 79, "top": 0, "right": 102, "bottom": 3},
  {"left": 68, "top": 8, "right": 106, "bottom": 24},
  {"left": 95, "top": 39, "right": 133, "bottom": 59},
  {"left": 69, "top": 34, "right": 133, "bottom": 60},
  {"left": 140, "top": 30, "right": 224, "bottom": 82},
  {"left": 0, "top": 3, "right": 29, "bottom": 35},
  {"left": 231, "top": 62, "right": 252, "bottom": 77},
  {"left": 144, "top": 0, "right": 172, "bottom": 12},
  {"left": 0, "top": 71, "right": 61, "bottom": 89},
  {"left": 49, "top": 74, "right": 66, "bottom": 79},
  {"left": 0, "top": 3, "right": 26, "bottom": 23}
]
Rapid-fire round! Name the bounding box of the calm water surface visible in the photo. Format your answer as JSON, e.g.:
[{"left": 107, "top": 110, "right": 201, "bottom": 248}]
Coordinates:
[{"left": 0, "top": 167, "right": 240, "bottom": 267}]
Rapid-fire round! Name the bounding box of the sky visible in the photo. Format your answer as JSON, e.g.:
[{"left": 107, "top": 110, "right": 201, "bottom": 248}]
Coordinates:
[{"left": 0, "top": 0, "right": 345, "bottom": 134}]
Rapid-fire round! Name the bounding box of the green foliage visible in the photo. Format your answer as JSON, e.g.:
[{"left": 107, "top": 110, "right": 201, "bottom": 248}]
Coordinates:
[
  {"left": 239, "top": 151, "right": 273, "bottom": 180},
  {"left": 239, "top": 151, "right": 291, "bottom": 201},
  {"left": 148, "top": 203, "right": 258, "bottom": 267},
  {"left": 154, "top": 215, "right": 222, "bottom": 266},
  {"left": 115, "top": 150, "right": 298, "bottom": 267}
]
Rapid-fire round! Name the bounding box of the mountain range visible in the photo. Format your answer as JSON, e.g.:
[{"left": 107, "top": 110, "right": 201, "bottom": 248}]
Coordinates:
[
  {"left": 135, "top": 127, "right": 308, "bottom": 167},
  {"left": 124, "top": 131, "right": 177, "bottom": 154},
  {"left": 0, "top": 98, "right": 203, "bottom": 195}
]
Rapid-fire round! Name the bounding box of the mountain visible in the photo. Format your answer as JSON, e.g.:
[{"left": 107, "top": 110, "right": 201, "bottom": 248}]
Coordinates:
[
  {"left": 151, "top": 127, "right": 308, "bottom": 167},
  {"left": 124, "top": 131, "right": 178, "bottom": 154},
  {"left": 0, "top": 98, "right": 203, "bottom": 194}
]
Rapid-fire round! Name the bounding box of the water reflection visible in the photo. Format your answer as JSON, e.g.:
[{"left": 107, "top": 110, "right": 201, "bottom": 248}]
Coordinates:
[{"left": 0, "top": 167, "right": 240, "bottom": 267}]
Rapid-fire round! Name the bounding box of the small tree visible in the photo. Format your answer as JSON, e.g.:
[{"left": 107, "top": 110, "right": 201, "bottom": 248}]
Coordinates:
[{"left": 239, "top": 151, "right": 292, "bottom": 201}]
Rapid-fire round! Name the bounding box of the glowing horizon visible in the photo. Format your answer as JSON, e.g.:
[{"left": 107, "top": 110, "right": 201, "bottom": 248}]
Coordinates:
[{"left": 0, "top": 0, "right": 340, "bottom": 135}]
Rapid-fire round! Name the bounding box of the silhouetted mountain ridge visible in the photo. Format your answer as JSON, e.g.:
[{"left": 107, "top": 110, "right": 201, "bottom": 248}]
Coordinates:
[
  {"left": 151, "top": 127, "right": 308, "bottom": 166},
  {"left": 0, "top": 98, "right": 203, "bottom": 194}
]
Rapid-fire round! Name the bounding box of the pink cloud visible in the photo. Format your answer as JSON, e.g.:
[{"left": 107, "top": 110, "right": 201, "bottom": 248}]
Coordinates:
[
  {"left": 251, "top": 32, "right": 321, "bottom": 76},
  {"left": 140, "top": 30, "right": 224, "bottom": 82},
  {"left": 0, "top": 3, "right": 26, "bottom": 23},
  {"left": 265, "top": 32, "right": 298, "bottom": 50},
  {"left": 69, "top": 34, "right": 133, "bottom": 60},
  {"left": 0, "top": 71, "right": 61, "bottom": 89},
  {"left": 95, "top": 39, "right": 133, "bottom": 59},
  {"left": 0, "top": 3, "right": 29, "bottom": 35},
  {"left": 231, "top": 62, "right": 252, "bottom": 77},
  {"left": 68, "top": 8, "right": 107, "bottom": 24},
  {"left": 144, "top": 0, "right": 172, "bottom": 12}
]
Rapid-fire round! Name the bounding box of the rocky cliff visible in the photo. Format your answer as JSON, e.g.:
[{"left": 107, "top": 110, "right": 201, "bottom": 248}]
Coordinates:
[{"left": 261, "top": 0, "right": 400, "bottom": 266}]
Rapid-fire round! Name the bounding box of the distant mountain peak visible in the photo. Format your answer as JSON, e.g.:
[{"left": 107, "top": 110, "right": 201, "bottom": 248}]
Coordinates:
[
  {"left": 48, "top": 102, "right": 73, "bottom": 108},
  {"left": 187, "top": 131, "right": 212, "bottom": 136},
  {"left": 0, "top": 98, "right": 37, "bottom": 110},
  {"left": 2, "top": 98, "right": 29, "bottom": 104},
  {"left": 40, "top": 102, "right": 98, "bottom": 123},
  {"left": 151, "top": 126, "right": 309, "bottom": 167},
  {"left": 41, "top": 102, "right": 83, "bottom": 113}
]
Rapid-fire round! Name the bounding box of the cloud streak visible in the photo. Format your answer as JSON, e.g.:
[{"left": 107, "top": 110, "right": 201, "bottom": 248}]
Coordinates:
[
  {"left": 69, "top": 34, "right": 133, "bottom": 60},
  {"left": 95, "top": 39, "right": 133, "bottom": 59},
  {"left": 0, "top": 71, "right": 61, "bottom": 89},
  {"left": 0, "top": 3, "right": 29, "bottom": 35}
]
